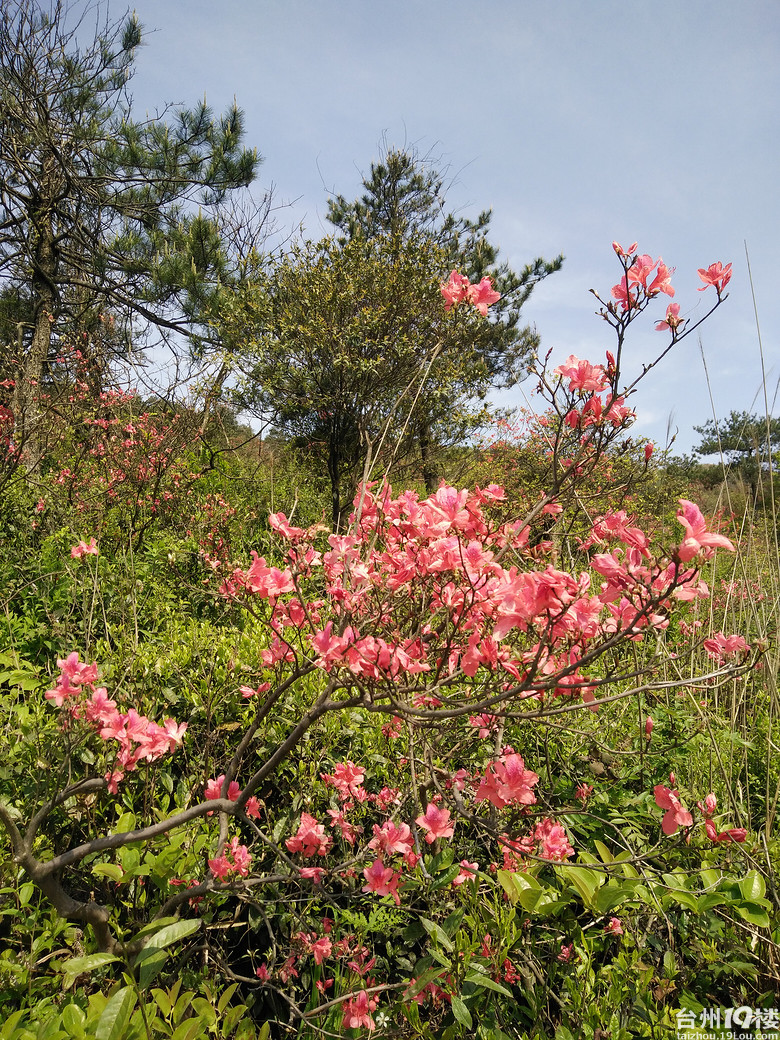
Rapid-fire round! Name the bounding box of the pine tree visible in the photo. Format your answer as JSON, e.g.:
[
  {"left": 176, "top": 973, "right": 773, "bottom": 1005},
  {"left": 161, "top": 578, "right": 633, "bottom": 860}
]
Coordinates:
[
  {"left": 326, "top": 146, "right": 563, "bottom": 490},
  {"left": 0, "top": 0, "right": 261, "bottom": 465}
]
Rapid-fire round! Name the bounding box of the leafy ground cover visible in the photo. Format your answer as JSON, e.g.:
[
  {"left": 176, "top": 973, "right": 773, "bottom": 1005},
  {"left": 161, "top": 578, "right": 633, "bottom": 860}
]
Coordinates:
[{"left": 1, "top": 247, "right": 778, "bottom": 1039}]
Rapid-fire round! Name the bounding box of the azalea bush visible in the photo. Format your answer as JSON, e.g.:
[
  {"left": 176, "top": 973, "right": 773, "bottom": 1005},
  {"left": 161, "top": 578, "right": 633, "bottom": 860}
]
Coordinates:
[{"left": 1, "top": 245, "right": 776, "bottom": 1038}]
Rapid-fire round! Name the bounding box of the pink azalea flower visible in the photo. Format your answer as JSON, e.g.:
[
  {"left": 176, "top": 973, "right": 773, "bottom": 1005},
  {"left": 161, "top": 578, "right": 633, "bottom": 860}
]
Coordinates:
[
  {"left": 534, "top": 818, "right": 574, "bottom": 861},
  {"left": 697, "top": 261, "right": 732, "bottom": 295},
  {"left": 452, "top": 860, "right": 479, "bottom": 887},
  {"left": 655, "top": 302, "right": 682, "bottom": 332},
  {"left": 440, "top": 270, "right": 471, "bottom": 310},
  {"left": 299, "top": 866, "right": 327, "bottom": 882},
  {"left": 286, "top": 813, "right": 331, "bottom": 857},
  {"left": 647, "top": 259, "right": 675, "bottom": 297},
  {"left": 605, "top": 917, "right": 623, "bottom": 935},
  {"left": 310, "top": 936, "right": 332, "bottom": 965},
  {"left": 415, "top": 803, "right": 455, "bottom": 843},
  {"left": 368, "top": 820, "right": 413, "bottom": 857},
  {"left": 612, "top": 241, "right": 638, "bottom": 258},
  {"left": 553, "top": 355, "right": 608, "bottom": 394},
  {"left": 705, "top": 820, "right": 746, "bottom": 843},
  {"left": 703, "top": 632, "right": 750, "bottom": 660},
  {"left": 557, "top": 941, "right": 574, "bottom": 962},
  {"left": 575, "top": 783, "right": 593, "bottom": 803},
  {"left": 467, "top": 276, "right": 501, "bottom": 315},
  {"left": 676, "top": 500, "right": 735, "bottom": 561},
  {"left": 70, "top": 537, "right": 98, "bottom": 559},
  {"left": 208, "top": 854, "right": 231, "bottom": 880},
  {"left": 362, "top": 858, "right": 401, "bottom": 904},
  {"left": 342, "top": 990, "right": 378, "bottom": 1032},
  {"left": 654, "top": 785, "right": 693, "bottom": 835},
  {"left": 697, "top": 793, "right": 717, "bottom": 818}
]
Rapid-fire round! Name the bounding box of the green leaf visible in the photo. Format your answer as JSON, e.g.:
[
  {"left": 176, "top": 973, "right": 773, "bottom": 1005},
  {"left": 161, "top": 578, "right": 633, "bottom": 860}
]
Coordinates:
[
  {"left": 61, "top": 1004, "right": 86, "bottom": 1037},
  {"left": 216, "top": 983, "right": 238, "bottom": 1014},
  {"left": 151, "top": 989, "right": 172, "bottom": 1018},
  {"left": 733, "top": 901, "right": 771, "bottom": 928},
  {"left": 95, "top": 986, "right": 136, "bottom": 1040},
  {"left": 430, "top": 864, "right": 461, "bottom": 891},
  {"left": 61, "top": 953, "right": 120, "bottom": 988},
  {"left": 450, "top": 995, "right": 472, "bottom": 1028},
  {"left": 559, "top": 865, "right": 601, "bottom": 907},
  {"left": 170, "top": 1021, "right": 203, "bottom": 1040},
  {"left": 0, "top": 1011, "right": 28, "bottom": 1039},
  {"left": 136, "top": 919, "right": 201, "bottom": 955},
  {"left": 593, "top": 883, "right": 634, "bottom": 915},
  {"left": 114, "top": 813, "right": 136, "bottom": 835},
  {"left": 463, "top": 972, "right": 512, "bottom": 997},
  {"left": 420, "top": 917, "right": 454, "bottom": 952},
  {"left": 92, "top": 863, "right": 125, "bottom": 883},
  {"left": 130, "top": 917, "right": 180, "bottom": 942},
  {"left": 593, "top": 840, "right": 613, "bottom": 864},
  {"left": 136, "top": 948, "right": 169, "bottom": 991},
  {"left": 740, "top": 871, "right": 766, "bottom": 901},
  {"left": 406, "top": 966, "right": 447, "bottom": 998}
]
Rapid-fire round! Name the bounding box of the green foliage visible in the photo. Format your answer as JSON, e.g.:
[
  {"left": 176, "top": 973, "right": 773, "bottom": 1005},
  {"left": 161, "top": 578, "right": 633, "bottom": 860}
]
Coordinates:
[{"left": 232, "top": 231, "right": 488, "bottom": 526}]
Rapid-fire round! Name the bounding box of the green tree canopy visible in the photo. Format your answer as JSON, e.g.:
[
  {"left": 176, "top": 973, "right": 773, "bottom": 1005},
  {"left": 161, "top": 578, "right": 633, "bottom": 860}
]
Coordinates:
[
  {"left": 694, "top": 410, "right": 780, "bottom": 499},
  {"left": 230, "top": 232, "right": 500, "bottom": 529},
  {"left": 325, "top": 146, "right": 563, "bottom": 488},
  {"left": 0, "top": 0, "right": 262, "bottom": 463}
]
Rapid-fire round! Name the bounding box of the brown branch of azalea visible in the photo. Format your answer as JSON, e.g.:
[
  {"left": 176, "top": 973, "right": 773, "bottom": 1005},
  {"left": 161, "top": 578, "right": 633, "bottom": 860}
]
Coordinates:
[
  {"left": 362, "top": 658, "right": 756, "bottom": 728},
  {"left": 302, "top": 983, "right": 406, "bottom": 1022},
  {"left": 25, "top": 777, "right": 107, "bottom": 846},
  {"left": 216, "top": 664, "right": 319, "bottom": 848},
  {"left": 155, "top": 873, "right": 290, "bottom": 921}
]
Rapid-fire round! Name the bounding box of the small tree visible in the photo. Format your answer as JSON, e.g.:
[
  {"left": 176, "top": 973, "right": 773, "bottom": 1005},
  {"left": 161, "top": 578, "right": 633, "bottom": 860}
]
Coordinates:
[
  {"left": 694, "top": 410, "right": 780, "bottom": 502},
  {"left": 326, "top": 147, "right": 564, "bottom": 490},
  {"left": 0, "top": 0, "right": 262, "bottom": 465},
  {"left": 232, "top": 232, "right": 503, "bottom": 529}
]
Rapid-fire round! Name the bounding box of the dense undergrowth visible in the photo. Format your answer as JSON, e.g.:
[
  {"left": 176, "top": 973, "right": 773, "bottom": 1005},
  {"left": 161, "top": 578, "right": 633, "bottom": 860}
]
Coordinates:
[{"left": 1, "top": 249, "right": 779, "bottom": 1040}]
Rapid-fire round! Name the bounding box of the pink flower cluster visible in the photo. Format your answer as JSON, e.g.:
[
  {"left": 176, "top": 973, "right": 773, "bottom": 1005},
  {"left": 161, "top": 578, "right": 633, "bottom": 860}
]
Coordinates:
[
  {"left": 655, "top": 786, "right": 747, "bottom": 843},
  {"left": 70, "top": 537, "right": 98, "bottom": 559},
  {"left": 703, "top": 631, "right": 750, "bottom": 661},
  {"left": 440, "top": 271, "right": 501, "bottom": 315},
  {"left": 208, "top": 836, "right": 252, "bottom": 880},
  {"left": 45, "top": 653, "right": 186, "bottom": 792},
  {"left": 611, "top": 251, "right": 675, "bottom": 312},
  {"left": 554, "top": 354, "right": 633, "bottom": 430},
  {"left": 203, "top": 775, "right": 261, "bottom": 819},
  {"left": 475, "top": 753, "right": 539, "bottom": 809}
]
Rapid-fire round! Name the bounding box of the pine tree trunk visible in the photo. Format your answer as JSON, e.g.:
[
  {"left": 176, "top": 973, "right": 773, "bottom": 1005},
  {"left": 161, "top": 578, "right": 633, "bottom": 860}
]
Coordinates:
[{"left": 14, "top": 153, "right": 59, "bottom": 471}]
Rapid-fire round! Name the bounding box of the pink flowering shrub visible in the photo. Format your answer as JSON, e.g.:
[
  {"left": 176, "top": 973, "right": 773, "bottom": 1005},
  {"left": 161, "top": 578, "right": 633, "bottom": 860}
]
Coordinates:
[{"left": 0, "top": 242, "right": 765, "bottom": 1035}]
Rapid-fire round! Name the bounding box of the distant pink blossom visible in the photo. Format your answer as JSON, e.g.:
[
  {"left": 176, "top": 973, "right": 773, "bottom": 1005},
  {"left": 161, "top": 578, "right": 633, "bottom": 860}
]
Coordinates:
[
  {"left": 605, "top": 917, "right": 623, "bottom": 935},
  {"left": 703, "top": 632, "right": 750, "bottom": 660},
  {"left": 70, "top": 537, "right": 98, "bottom": 559}
]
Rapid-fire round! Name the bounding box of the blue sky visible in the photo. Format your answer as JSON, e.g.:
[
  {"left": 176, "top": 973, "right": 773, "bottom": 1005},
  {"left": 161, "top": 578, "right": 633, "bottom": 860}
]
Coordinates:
[{"left": 127, "top": 0, "right": 779, "bottom": 455}]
